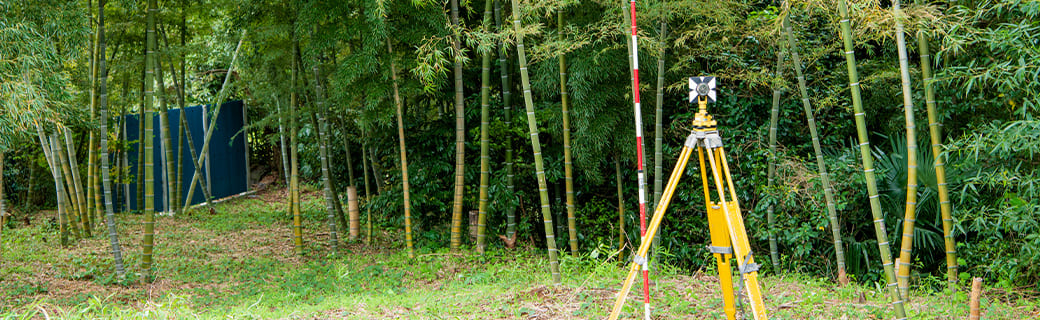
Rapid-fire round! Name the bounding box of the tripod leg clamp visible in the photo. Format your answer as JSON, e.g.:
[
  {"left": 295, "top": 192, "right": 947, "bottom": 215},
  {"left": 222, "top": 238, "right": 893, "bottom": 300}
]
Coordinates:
[
  {"left": 708, "top": 246, "right": 733, "bottom": 255},
  {"left": 633, "top": 254, "right": 648, "bottom": 267},
  {"left": 739, "top": 251, "right": 760, "bottom": 274}
]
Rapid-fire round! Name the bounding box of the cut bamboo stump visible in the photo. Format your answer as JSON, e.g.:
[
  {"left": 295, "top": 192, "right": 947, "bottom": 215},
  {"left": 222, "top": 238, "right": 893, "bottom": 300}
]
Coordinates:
[
  {"left": 969, "top": 277, "right": 983, "bottom": 320},
  {"left": 347, "top": 187, "right": 360, "bottom": 240}
]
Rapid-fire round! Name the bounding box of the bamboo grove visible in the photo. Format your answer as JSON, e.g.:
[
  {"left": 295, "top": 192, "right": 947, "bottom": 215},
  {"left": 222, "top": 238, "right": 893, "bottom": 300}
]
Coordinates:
[{"left": 2, "top": 1, "right": 1039, "bottom": 318}]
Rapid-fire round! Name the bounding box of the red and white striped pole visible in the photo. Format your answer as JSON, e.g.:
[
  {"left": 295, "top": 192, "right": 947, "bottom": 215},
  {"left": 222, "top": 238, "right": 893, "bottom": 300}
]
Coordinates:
[{"left": 628, "top": 1, "right": 651, "bottom": 319}]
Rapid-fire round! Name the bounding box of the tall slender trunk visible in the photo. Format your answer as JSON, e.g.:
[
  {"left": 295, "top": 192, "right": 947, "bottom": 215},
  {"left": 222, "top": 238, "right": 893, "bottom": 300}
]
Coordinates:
[
  {"left": 915, "top": 5, "right": 957, "bottom": 291},
  {"left": 494, "top": 0, "right": 517, "bottom": 239},
  {"left": 157, "top": 51, "right": 175, "bottom": 214},
  {"left": 837, "top": 1, "right": 907, "bottom": 317},
  {"left": 558, "top": 11, "right": 578, "bottom": 257},
  {"left": 616, "top": 157, "right": 625, "bottom": 253},
  {"left": 277, "top": 99, "right": 290, "bottom": 186},
  {"left": 314, "top": 66, "right": 339, "bottom": 250},
  {"left": 44, "top": 134, "right": 70, "bottom": 246},
  {"left": 387, "top": 39, "right": 415, "bottom": 258},
  {"left": 56, "top": 130, "right": 83, "bottom": 239},
  {"left": 782, "top": 12, "right": 848, "bottom": 285},
  {"left": 476, "top": 0, "right": 494, "bottom": 254},
  {"left": 511, "top": 0, "right": 561, "bottom": 284},
  {"left": 97, "top": 0, "right": 126, "bottom": 277},
  {"left": 290, "top": 37, "right": 304, "bottom": 256},
  {"left": 140, "top": 0, "right": 158, "bottom": 283},
  {"left": 767, "top": 48, "right": 783, "bottom": 273},
  {"left": 893, "top": 0, "right": 920, "bottom": 301},
  {"left": 168, "top": 53, "right": 214, "bottom": 213},
  {"left": 449, "top": 0, "right": 467, "bottom": 251},
  {"left": 62, "top": 130, "right": 89, "bottom": 237},
  {"left": 362, "top": 140, "right": 373, "bottom": 244},
  {"left": 343, "top": 133, "right": 356, "bottom": 188},
  {"left": 370, "top": 146, "right": 385, "bottom": 194},
  {"left": 651, "top": 6, "right": 668, "bottom": 261}
]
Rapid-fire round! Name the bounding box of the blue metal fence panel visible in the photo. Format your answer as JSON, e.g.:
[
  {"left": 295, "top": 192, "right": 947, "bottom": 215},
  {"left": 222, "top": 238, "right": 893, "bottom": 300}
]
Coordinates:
[{"left": 121, "top": 100, "right": 247, "bottom": 212}]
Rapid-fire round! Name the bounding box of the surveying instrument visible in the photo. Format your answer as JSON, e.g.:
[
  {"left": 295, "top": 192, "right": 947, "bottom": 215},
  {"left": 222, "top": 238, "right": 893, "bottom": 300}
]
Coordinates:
[{"left": 608, "top": 76, "right": 768, "bottom": 320}]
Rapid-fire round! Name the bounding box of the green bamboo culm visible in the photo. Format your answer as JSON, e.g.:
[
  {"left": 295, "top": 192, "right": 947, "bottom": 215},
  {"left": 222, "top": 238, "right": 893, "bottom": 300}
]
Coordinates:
[
  {"left": 62, "top": 129, "right": 87, "bottom": 238},
  {"left": 616, "top": 157, "right": 625, "bottom": 254},
  {"left": 140, "top": 0, "right": 158, "bottom": 283},
  {"left": 914, "top": 0, "right": 958, "bottom": 290},
  {"left": 449, "top": 0, "right": 466, "bottom": 251},
  {"left": 511, "top": 0, "right": 561, "bottom": 284},
  {"left": 893, "top": 0, "right": 920, "bottom": 301},
  {"left": 837, "top": 1, "right": 907, "bottom": 317},
  {"left": 314, "top": 66, "right": 339, "bottom": 251},
  {"left": 156, "top": 52, "right": 176, "bottom": 215},
  {"left": 54, "top": 130, "right": 82, "bottom": 240},
  {"left": 290, "top": 38, "right": 304, "bottom": 256},
  {"left": 476, "top": 0, "right": 493, "bottom": 254},
  {"left": 362, "top": 141, "right": 373, "bottom": 245},
  {"left": 46, "top": 134, "right": 71, "bottom": 246},
  {"left": 558, "top": 11, "right": 578, "bottom": 257},
  {"left": 494, "top": 0, "right": 517, "bottom": 240},
  {"left": 782, "top": 8, "right": 848, "bottom": 285},
  {"left": 766, "top": 47, "right": 783, "bottom": 273},
  {"left": 386, "top": 39, "right": 415, "bottom": 258},
  {"left": 97, "top": 0, "right": 126, "bottom": 278}
]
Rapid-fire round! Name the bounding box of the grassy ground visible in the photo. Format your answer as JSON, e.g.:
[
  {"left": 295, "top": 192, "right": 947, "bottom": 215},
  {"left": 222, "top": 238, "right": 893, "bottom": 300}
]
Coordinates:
[{"left": 1, "top": 187, "right": 1037, "bottom": 319}]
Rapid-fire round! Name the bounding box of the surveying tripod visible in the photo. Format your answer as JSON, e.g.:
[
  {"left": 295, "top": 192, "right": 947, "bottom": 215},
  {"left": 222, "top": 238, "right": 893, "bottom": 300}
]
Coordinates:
[{"left": 608, "top": 77, "right": 768, "bottom": 320}]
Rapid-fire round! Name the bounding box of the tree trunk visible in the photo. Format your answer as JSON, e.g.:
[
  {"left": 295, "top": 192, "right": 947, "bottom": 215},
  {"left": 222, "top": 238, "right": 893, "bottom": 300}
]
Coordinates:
[
  {"left": 313, "top": 65, "right": 340, "bottom": 250},
  {"left": 56, "top": 130, "right": 83, "bottom": 239},
  {"left": 782, "top": 13, "right": 848, "bottom": 285},
  {"left": 494, "top": 0, "right": 517, "bottom": 239},
  {"left": 558, "top": 11, "right": 578, "bottom": 257},
  {"left": 43, "top": 134, "right": 71, "bottom": 246},
  {"left": 140, "top": 0, "right": 158, "bottom": 283},
  {"left": 893, "top": 0, "right": 920, "bottom": 301},
  {"left": 915, "top": 6, "right": 958, "bottom": 291},
  {"left": 511, "top": 0, "right": 561, "bottom": 284},
  {"left": 837, "top": 1, "right": 907, "bottom": 317},
  {"left": 290, "top": 37, "right": 304, "bottom": 256},
  {"left": 476, "top": 0, "right": 494, "bottom": 254},
  {"left": 62, "top": 129, "right": 89, "bottom": 237},
  {"left": 387, "top": 39, "right": 415, "bottom": 258},
  {"left": 362, "top": 141, "right": 373, "bottom": 244},
  {"left": 156, "top": 51, "right": 176, "bottom": 214},
  {"left": 449, "top": 0, "right": 467, "bottom": 251},
  {"left": 616, "top": 157, "right": 625, "bottom": 254},
  {"left": 767, "top": 48, "right": 783, "bottom": 273},
  {"left": 277, "top": 99, "right": 289, "bottom": 187},
  {"left": 97, "top": 0, "right": 127, "bottom": 278}
]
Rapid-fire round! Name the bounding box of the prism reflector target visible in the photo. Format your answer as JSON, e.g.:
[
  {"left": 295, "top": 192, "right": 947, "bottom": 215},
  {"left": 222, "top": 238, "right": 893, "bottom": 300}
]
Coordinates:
[{"left": 689, "top": 76, "right": 717, "bottom": 103}]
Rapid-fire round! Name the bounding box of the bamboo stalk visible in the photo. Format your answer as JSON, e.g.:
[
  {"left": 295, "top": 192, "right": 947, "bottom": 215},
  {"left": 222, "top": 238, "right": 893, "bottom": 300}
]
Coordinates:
[
  {"left": 290, "top": 37, "right": 303, "bottom": 256},
  {"left": 97, "top": 0, "right": 126, "bottom": 278},
  {"left": 140, "top": 0, "right": 158, "bottom": 283},
  {"left": 914, "top": 0, "right": 958, "bottom": 291},
  {"left": 476, "top": 0, "right": 494, "bottom": 254},
  {"left": 616, "top": 157, "right": 625, "bottom": 254},
  {"left": 44, "top": 134, "right": 70, "bottom": 246},
  {"left": 968, "top": 277, "right": 982, "bottom": 319},
  {"left": 651, "top": 3, "right": 668, "bottom": 258},
  {"left": 156, "top": 51, "right": 176, "bottom": 214},
  {"left": 782, "top": 9, "right": 847, "bottom": 284},
  {"left": 494, "top": 0, "right": 517, "bottom": 239},
  {"left": 313, "top": 64, "right": 339, "bottom": 250},
  {"left": 767, "top": 47, "right": 783, "bottom": 273},
  {"left": 386, "top": 39, "right": 415, "bottom": 258},
  {"left": 511, "top": 0, "right": 562, "bottom": 284},
  {"left": 837, "top": 1, "right": 907, "bottom": 317},
  {"left": 449, "top": 0, "right": 466, "bottom": 251},
  {"left": 56, "top": 130, "right": 83, "bottom": 239},
  {"left": 558, "top": 11, "right": 578, "bottom": 257},
  {"left": 362, "top": 141, "right": 373, "bottom": 245},
  {"left": 893, "top": 0, "right": 920, "bottom": 301},
  {"left": 62, "top": 129, "right": 89, "bottom": 237}
]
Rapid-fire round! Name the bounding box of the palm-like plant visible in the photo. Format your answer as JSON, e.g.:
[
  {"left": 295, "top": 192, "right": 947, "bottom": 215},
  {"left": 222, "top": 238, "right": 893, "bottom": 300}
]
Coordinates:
[
  {"left": 511, "top": 0, "right": 561, "bottom": 284},
  {"left": 837, "top": 0, "right": 907, "bottom": 317}
]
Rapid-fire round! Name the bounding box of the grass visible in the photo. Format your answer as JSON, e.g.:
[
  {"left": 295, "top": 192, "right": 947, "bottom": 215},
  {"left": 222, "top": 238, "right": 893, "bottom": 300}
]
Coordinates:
[{"left": 1, "top": 186, "right": 1038, "bottom": 319}]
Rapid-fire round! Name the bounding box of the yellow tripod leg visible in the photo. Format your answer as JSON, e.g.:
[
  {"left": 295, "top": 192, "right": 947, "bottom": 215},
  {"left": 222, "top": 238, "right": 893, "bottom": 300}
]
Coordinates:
[
  {"left": 705, "top": 147, "right": 768, "bottom": 320},
  {"left": 608, "top": 146, "right": 694, "bottom": 320},
  {"left": 700, "top": 147, "right": 737, "bottom": 319}
]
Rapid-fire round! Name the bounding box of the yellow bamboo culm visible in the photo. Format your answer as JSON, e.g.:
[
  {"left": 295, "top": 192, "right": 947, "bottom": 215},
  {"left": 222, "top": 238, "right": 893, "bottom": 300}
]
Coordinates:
[
  {"left": 968, "top": 277, "right": 983, "bottom": 320},
  {"left": 347, "top": 186, "right": 360, "bottom": 240},
  {"left": 608, "top": 92, "right": 767, "bottom": 320}
]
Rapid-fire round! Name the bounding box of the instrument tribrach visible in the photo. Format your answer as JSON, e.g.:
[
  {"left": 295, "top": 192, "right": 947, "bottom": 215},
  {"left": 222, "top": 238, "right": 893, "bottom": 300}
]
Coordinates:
[{"left": 608, "top": 76, "right": 768, "bottom": 320}]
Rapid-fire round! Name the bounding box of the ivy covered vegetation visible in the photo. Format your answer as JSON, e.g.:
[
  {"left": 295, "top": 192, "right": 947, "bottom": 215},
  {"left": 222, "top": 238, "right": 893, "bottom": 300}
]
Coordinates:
[{"left": 1, "top": 0, "right": 1038, "bottom": 318}]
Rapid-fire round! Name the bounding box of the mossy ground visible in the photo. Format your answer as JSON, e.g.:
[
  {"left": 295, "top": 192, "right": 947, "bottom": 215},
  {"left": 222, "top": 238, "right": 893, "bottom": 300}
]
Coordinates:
[{"left": 1, "top": 187, "right": 1037, "bottom": 319}]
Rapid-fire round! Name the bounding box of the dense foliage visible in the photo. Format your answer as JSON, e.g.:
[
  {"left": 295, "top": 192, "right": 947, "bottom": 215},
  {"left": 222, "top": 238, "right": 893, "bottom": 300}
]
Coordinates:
[{"left": 1, "top": 0, "right": 1037, "bottom": 295}]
